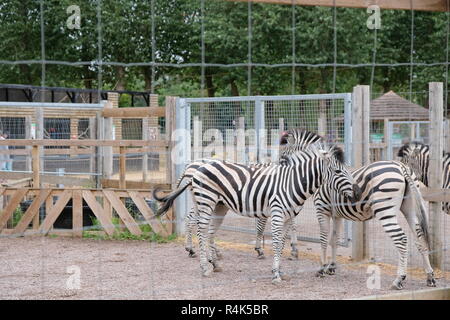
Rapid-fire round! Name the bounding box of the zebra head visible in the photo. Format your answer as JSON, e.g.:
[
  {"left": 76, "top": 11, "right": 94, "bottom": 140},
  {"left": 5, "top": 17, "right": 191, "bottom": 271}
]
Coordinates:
[
  {"left": 397, "top": 142, "right": 429, "bottom": 186},
  {"left": 279, "top": 129, "right": 323, "bottom": 163},
  {"left": 316, "top": 143, "right": 361, "bottom": 202}
]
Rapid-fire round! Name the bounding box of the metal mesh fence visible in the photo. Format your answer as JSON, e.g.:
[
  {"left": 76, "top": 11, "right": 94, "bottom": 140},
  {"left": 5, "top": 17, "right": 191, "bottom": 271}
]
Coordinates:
[{"left": 184, "top": 94, "right": 351, "bottom": 246}]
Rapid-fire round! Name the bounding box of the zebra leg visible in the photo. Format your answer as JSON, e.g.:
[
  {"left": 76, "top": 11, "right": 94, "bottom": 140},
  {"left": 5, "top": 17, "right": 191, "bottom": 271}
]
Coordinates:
[
  {"left": 377, "top": 209, "right": 408, "bottom": 290},
  {"left": 255, "top": 217, "right": 268, "bottom": 259},
  {"left": 270, "top": 211, "right": 286, "bottom": 285},
  {"left": 325, "top": 217, "right": 342, "bottom": 275},
  {"left": 316, "top": 211, "right": 331, "bottom": 277},
  {"left": 400, "top": 197, "right": 436, "bottom": 287},
  {"left": 184, "top": 208, "right": 197, "bottom": 258},
  {"left": 287, "top": 219, "right": 299, "bottom": 261},
  {"left": 207, "top": 204, "right": 228, "bottom": 272},
  {"left": 278, "top": 217, "right": 293, "bottom": 281}
]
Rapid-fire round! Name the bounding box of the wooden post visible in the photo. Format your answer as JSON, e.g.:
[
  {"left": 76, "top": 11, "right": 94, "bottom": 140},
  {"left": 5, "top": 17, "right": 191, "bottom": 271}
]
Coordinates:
[
  {"left": 351, "top": 85, "right": 370, "bottom": 261},
  {"left": 89, "top": 117, "right": 97, "bottom": 177},
  {"left": 25, "top": 116, "right": 32, "bottom": 172},
  {"left": 95, "top": 111, "right": 103, "bottom": 188},
  {"left": 32, "top": 145, "right": 40, "bottom": 229},
  {"left": 103, "top": 101, "right": 113, "bottom": 180},
  {"left": 428, "top": 82, "right": 444, "bottom": 269},
  {"left": 142, "top": 117, "right": 149, "bottom": 182},
  {"left": 119, "top": 146, "right": 126, "bottom": 189},
  {"left": 72, "top": 189, "right": 83, "bottom": 237}
]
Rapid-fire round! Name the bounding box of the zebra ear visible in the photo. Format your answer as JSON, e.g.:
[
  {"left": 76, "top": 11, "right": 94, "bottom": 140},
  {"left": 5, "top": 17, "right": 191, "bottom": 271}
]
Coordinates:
[{"left": 318, "top": 149, "right": 331, "bottom": 160}]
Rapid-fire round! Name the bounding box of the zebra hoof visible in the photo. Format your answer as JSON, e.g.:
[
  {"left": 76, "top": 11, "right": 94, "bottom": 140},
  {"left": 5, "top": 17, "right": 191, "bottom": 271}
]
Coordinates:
[
  {"left": 188, "top": 251, "right": 197, "bottom": 258},
  {"left": 325, "top": 263, "right": 336, "bottom": 275},
  {"left": 257, "top": 253, "right": 266, "bottom": 260},
  {"left": 316, "top": 270, "right": 326, "bottom": 278},
  {"left": 216, "top": 252, "right": 223, "bottom": 260},
  {"left": 202, "top": 269, "right": 212, "bottom": 277},
  {"left": 288, "top": 250, "right": 299, "bottom": 261},
  {"left": 391, "top": 276, "right": 406, "bottom": 290},
  {"left": 272, "top": 277, "right": 282, "bottom": 285},
  {"left": 213, "top": 266, "right": 223, "bottom": 273},
  {"left": 427, "top": 273, "right": 436, "bottom": 287},
  {"left": 280, "top": 273, "right": 291, "bottom": 281}
]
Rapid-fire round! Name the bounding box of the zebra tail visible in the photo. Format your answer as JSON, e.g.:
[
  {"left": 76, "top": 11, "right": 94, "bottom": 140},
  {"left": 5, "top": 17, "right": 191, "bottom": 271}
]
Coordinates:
[
  {"left": 152, "top": 182, "right": 191, "bottom": 217},
  {"left": 403, "top": 166, "right": 431, "bottom": 250}
]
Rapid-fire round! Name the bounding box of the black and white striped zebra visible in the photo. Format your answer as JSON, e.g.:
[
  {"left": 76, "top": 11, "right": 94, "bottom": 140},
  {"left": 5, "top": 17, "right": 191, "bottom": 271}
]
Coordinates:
[
  {"left": 177, "top": 130, "right": 322, "bottom": 259},
  {"left": 397, "top": 141, "right": 450, "bottom": 214},
  {"left": 313, "top": 160, "right": 436, "bottom": 289},
  {"left": 154, "top": 133, "right": 360, "bottom": 284}
]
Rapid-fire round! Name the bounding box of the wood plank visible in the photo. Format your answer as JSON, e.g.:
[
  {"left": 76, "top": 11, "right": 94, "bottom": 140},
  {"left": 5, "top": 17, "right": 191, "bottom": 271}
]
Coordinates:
[
  {"left": 0, "top": 139, "right": 168, "bottom": 147},
  {"left": 119, "top": 146, "right": 126, "bottom": 189},
  {"left": 128, "top": 191, "right": 166, "bottom": 236},
  {"left": 225, "top": 0, "right": 449, "bottom": 12},
  {"left": 0, "top": 188, "right": 28, "bottom": 231},
  {"left": 100, "top": 179, "right": 170, "bottom": 190},
  {"left": 422, "top": 188, "right": 450, "bottom": 202},
  {"left": 39, "top": 190, "right": 72, "bottom": 235},
  {"left": 72, "top": 190, "right": 83, "bottom": 237},
  {"left": 13, "top": 189, "right": 52, "bottom": 235},
  {"left": 428, "top": 82, "right": 444, "bottom": 269},
  {"left": 82, "top": 190, "right": 115, "bottom": 236},
  {"left": 102, "top": 107, "right": 166, "bottom": 118},
  {"left": 103, "top": 190, "right": 142, "bottom": 236}
]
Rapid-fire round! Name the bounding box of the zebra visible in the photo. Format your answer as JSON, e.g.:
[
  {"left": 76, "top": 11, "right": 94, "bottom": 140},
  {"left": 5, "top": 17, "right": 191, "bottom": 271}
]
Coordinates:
[
  {"left": 153, "top": 132, "right": 360, "bottom": 284},
  {"left": 397, "top": 141, "right": 450, "bottom": 214},
  {"left": 176, "top": 130, "right": 323, "bottom": 259},
  {"left": 313, "top": 160, "right": 436, "bottom": 290}
]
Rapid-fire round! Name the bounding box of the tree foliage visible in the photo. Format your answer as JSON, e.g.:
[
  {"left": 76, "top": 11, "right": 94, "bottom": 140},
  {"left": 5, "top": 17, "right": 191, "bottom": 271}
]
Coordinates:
[{"left": 0, "top": 0, "right": 448, "bottom": 103}]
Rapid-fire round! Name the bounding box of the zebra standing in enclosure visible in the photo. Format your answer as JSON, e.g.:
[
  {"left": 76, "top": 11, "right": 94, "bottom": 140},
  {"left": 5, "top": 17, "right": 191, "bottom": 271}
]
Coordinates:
[
  {"left": 153, "top": 132, "right": 360, "bottom": 284},
  {"left": 175, "top": 130, "right": 322, "bottom": 259},
  {"left": 397, "top": 141, "right": 450, "bottom": 214},
  {"left": 312, "top": 160, "right": 436, "bottom": 290}
]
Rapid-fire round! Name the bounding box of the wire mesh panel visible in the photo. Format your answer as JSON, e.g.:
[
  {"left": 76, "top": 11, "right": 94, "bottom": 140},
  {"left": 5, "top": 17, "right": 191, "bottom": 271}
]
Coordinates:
[{"left": 183, "top": 94, "right": 351, "bottom": 246}]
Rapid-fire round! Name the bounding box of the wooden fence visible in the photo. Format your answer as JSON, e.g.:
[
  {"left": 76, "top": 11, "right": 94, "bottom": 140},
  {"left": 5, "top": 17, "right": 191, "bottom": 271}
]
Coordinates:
[{"left": 0, "top": 96, "right": 177, "bottom": 238}]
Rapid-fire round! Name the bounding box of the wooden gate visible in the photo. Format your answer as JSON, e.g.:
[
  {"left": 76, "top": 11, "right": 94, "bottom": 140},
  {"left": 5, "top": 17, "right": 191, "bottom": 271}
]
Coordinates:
[{"left": 0, "top": 187, "right": 172, "bottom": 237}]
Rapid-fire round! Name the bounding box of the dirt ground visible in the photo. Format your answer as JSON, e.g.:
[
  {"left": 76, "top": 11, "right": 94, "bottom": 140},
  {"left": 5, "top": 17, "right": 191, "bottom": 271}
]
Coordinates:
[{"left": 1, "top": 235, "right": 449, "bottom": 300}]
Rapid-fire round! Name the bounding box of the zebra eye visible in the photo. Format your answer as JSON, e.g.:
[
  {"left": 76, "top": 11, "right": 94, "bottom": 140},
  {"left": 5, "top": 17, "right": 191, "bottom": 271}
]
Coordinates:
[{"left": 334, "top": 170, "right": 342, "bottom": 174}]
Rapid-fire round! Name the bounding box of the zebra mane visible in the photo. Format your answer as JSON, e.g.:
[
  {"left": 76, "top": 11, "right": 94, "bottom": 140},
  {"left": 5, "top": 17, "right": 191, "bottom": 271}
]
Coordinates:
[
  {"left": 397, "top": 141, "right": 429, "bottom": 158},
  {"left": 397, "top": 141, "right": 450, "bottom": 159}
]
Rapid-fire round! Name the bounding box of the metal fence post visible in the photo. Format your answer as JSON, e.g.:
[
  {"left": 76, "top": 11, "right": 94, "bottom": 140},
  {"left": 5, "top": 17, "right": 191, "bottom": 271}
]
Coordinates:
[
  {"left": 255, "top": 99, "right": 266, "bottom": 162},
  {"left": 351, "top": 85, "right": 370, "bottom": 261},
  {"left": 428, "top": 82, "right": 444, "bottom": 269}
]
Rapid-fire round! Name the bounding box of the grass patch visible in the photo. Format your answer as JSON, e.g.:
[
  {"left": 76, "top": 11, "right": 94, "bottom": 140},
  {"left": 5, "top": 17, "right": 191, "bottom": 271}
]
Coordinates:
[{"left": 83, "top": 216, "right": 176, "bottom": 243}]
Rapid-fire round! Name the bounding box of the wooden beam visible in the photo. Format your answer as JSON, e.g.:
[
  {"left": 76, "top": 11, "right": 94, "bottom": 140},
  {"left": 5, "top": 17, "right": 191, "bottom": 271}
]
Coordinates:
[
  {"left": 119, "top": 146, "right": 126, "bottom": 189},
  {"left": 100, "top": 179, "right": 170, "bottom": 190},
  {"left": 0, "top": 139, "right": 168, "bottom": 148},
  {"left": 102, "top": 190, "right": 142, "bottom": 236},
  {"left": 226, "top": 0, "right": 449, "bottom": 12},
  {"left": 351, "top": 85, "right": 371, "bottom": 262},
  {"left": 0, "top": 188, "right": 28, "bottom": 231},
  {"left": 82, "top": 190, "right": 115, "bottom": 236},
  {"left": 72, "top": 190, "right": 83, "bottom": 237},
  {"left": 102, "top": 107, "right": 166, "bottom": 118},
  {"left": 13, "top": 189, "right": 52, "bottom": 235},
  {"left": 128, "top": 191, "right": 168, "bottom": 236},
  {"left": 428, "top": 82, "right": 444, "bottom": 269},
  {"left": 39, "top": 190, "right": 72, "bottom": 235}
]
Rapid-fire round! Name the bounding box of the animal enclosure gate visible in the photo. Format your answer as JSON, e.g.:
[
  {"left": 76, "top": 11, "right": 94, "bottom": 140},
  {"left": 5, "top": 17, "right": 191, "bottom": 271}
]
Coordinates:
[{"left": 175, "top": 94, "right": 353, "bottom": 246}]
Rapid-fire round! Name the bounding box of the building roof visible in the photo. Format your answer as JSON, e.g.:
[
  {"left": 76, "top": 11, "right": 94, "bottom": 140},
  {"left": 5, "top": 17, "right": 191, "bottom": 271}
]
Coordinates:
[{"left": 370, "top": 90, "right": 429, "bottom": 121}]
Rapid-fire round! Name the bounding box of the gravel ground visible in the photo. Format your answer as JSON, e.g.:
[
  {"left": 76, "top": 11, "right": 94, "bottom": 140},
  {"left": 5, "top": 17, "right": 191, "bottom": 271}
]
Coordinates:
[{"left": 1, "top": 236, "right": 449, "bottom": 300}]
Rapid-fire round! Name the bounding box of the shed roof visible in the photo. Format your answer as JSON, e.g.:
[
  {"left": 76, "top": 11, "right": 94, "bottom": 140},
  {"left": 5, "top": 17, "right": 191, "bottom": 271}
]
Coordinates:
[{"left": 370, "top": 91, "right": 429, "bottom": 121}]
